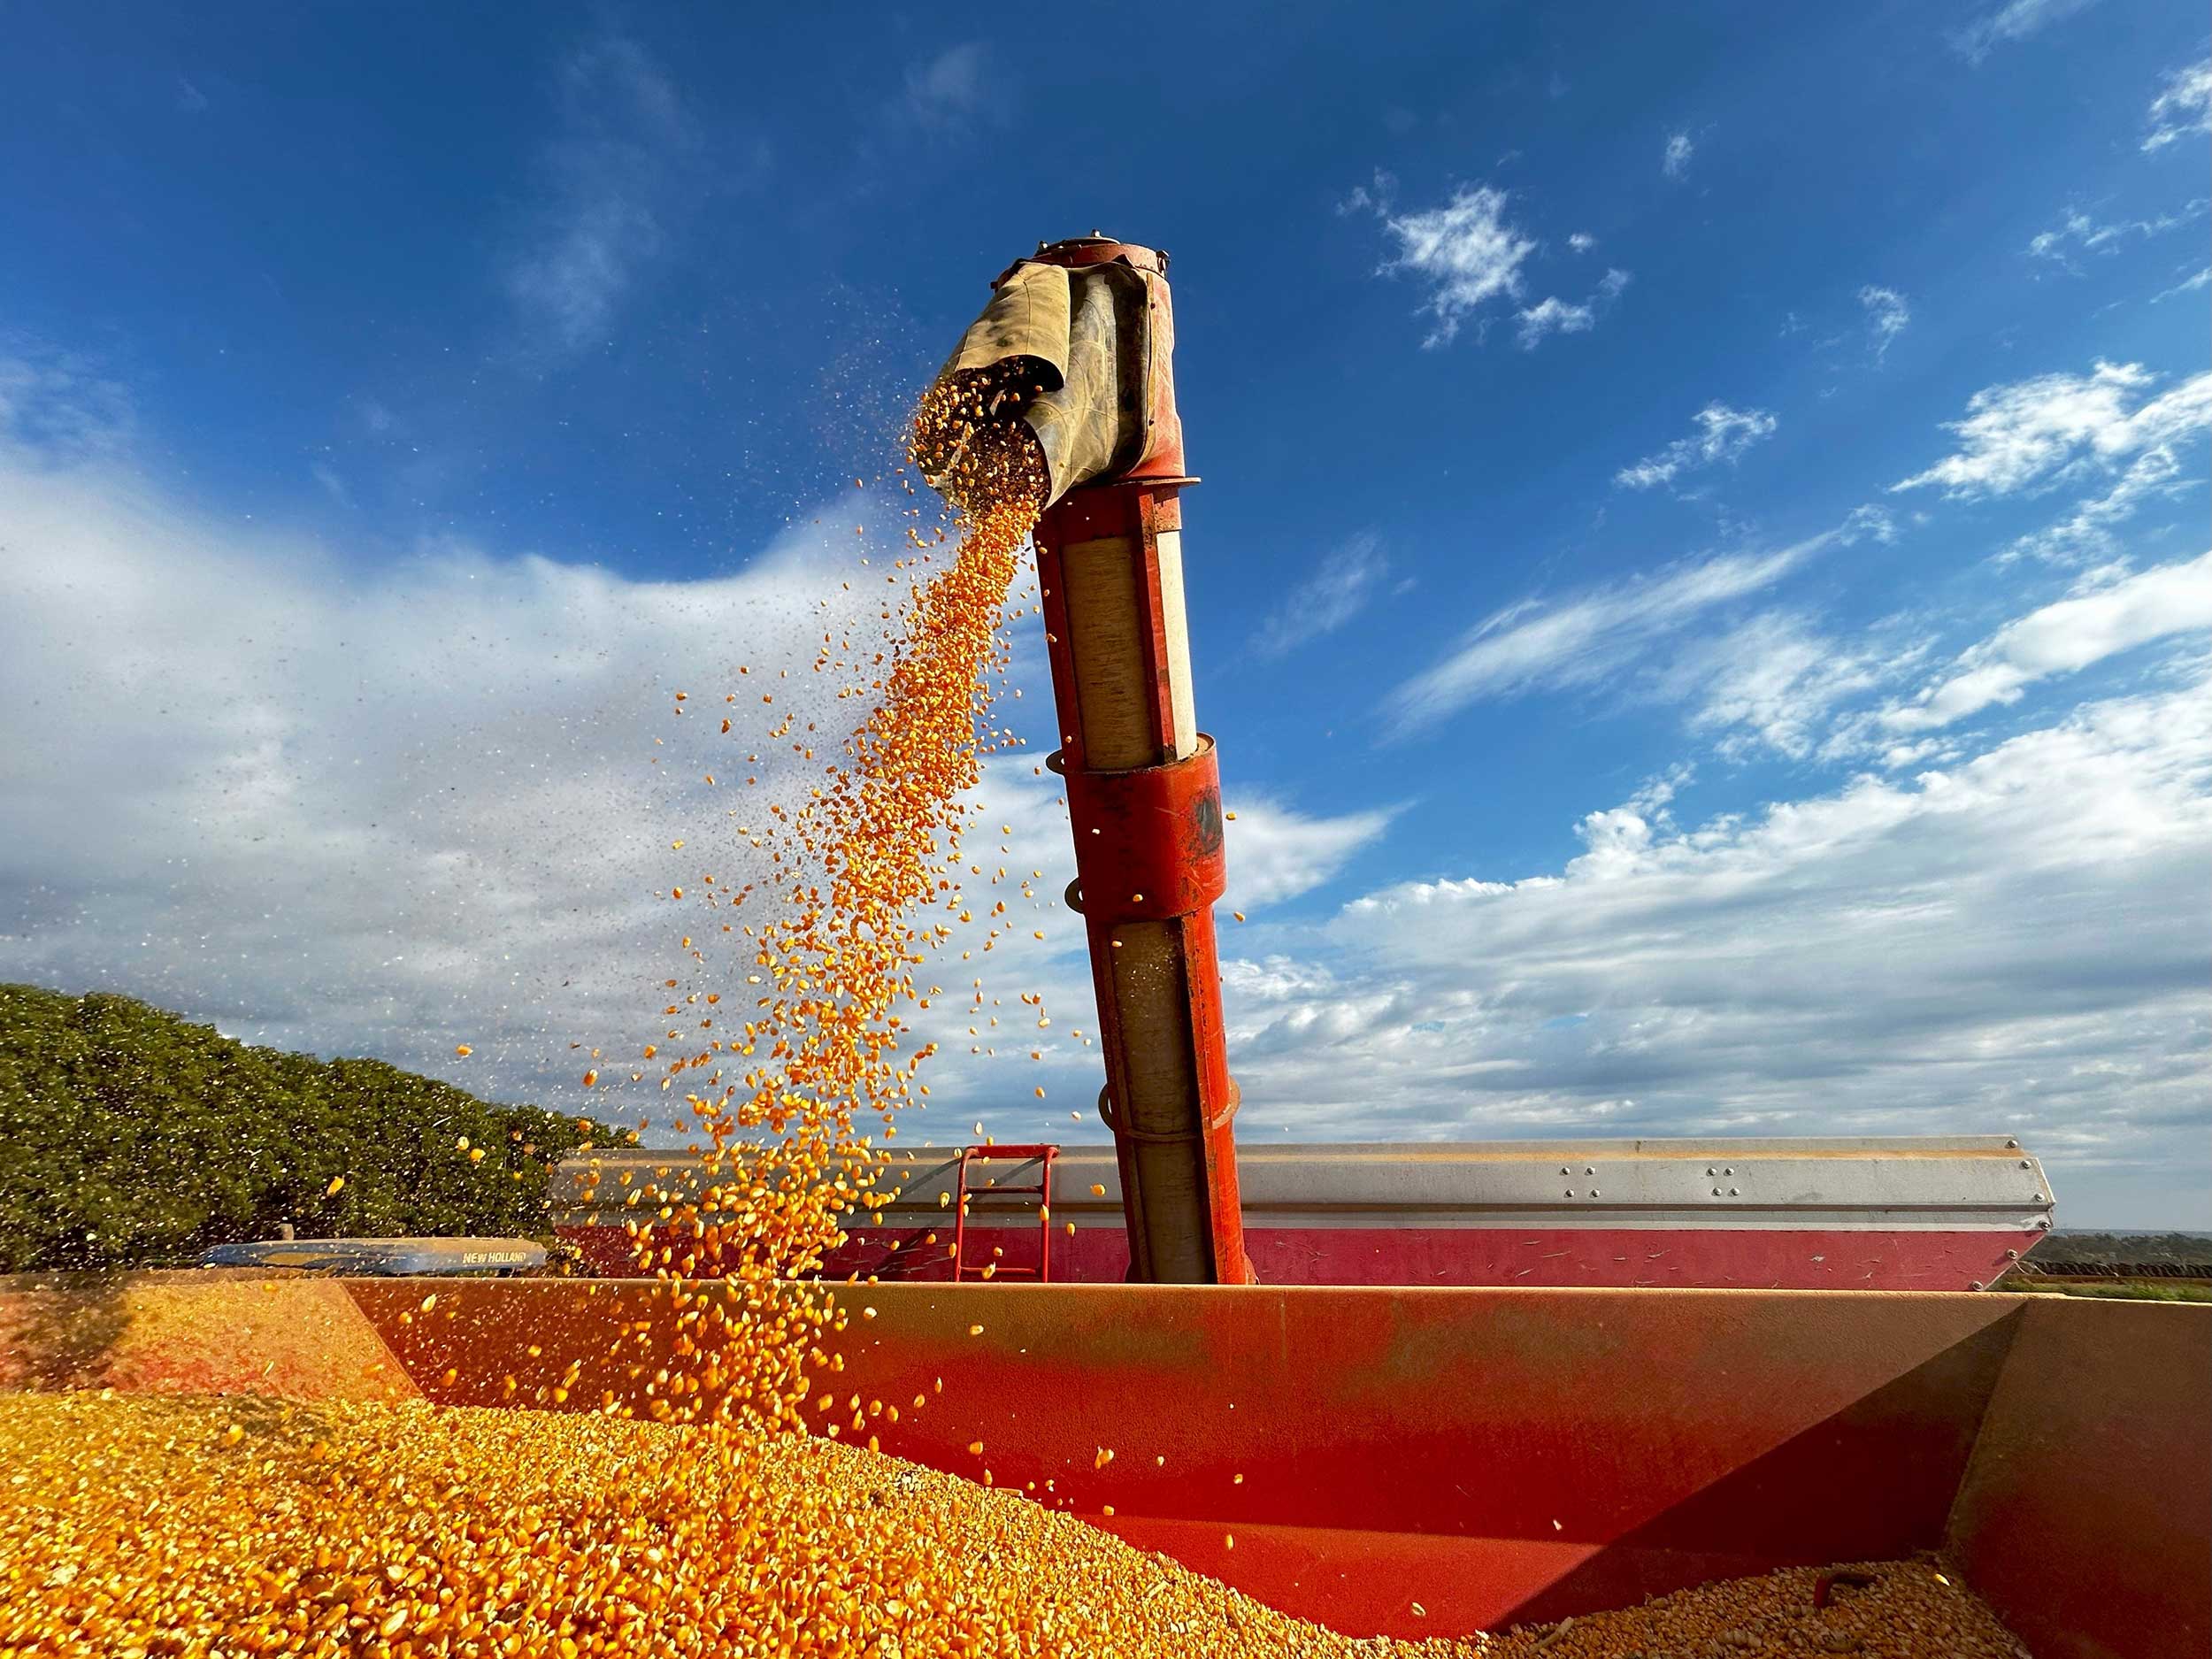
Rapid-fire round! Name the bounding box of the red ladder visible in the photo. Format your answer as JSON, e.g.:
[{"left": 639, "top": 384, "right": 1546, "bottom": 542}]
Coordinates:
[{"left": 951, "top": 1144, "right": 1057, "bottom": 1284}]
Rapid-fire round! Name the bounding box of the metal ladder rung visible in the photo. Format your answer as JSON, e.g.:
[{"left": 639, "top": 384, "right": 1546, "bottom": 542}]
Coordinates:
[{"left": 952, "top": 1144, "right": 1058, "bottom": 1285}]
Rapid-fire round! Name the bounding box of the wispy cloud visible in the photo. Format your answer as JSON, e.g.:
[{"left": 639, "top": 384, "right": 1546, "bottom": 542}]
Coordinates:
[
  {"left": 1662, "top": 133, "right": 1694, "bottom": 179},
  {"left": 2154, "top": 265, "right": 2211, "bottom": 303},
  {"left": 1515, "top": 296, "right": 1593, "bottom": 349},
  {"left": 1343, "top": 175, "right": 1538, "bottom": 347},
  {"left": 1655, "top": 610, "right": 1902, "bottom": 762},
  {"left": 904, "top": 42, "right": 993, "bottom": 127},
  {"left": 1615, "top": 402, "right": 1778, "bottom": 491},
  {"left": 2028, "top": 199, "right": 2208, "bottom": 266},
  {"left": 504, "top": 35, "right": 700, "bottom": 354},
  {"left": 1220, "top": 798, "right": 1398, "bottom": 911},
  {"left": 309, "top": 461, "right": 352, "bottom": 507},
  {"left": 0, "top": 345, "right": 134, "bottom": 460},
  {"left": 1252, "top": 534, "right": 1390, "bottom": 658},
  {"left": 1515, "top": 267, "right": 1631, "bottom": 350},
  {"left": 1858, "top": 285, "right": 1910, "bottom": 361},
  {"left": 1880, "top": 553, "right": 2212, "bottom": 732},
  {"left": 1891, "top": 360, "right": 2212, "bottom": 498},
  {"left": 2001, "top": 444, "right": 2201, "bottom": 567},
  {"left": 1951, "top": 0, "right": 2100, "bottom": 63},
  {"left": 1842, "top": 503, "right": 1900, "bottom": 544},
  {"left": 2143, "top": 57, "right": 2211, "bottom": 153},
  {"left": 1567, "top": 232, "right": 1597, "bottom": 253},
  {"left": 1384, "top": 530, "right": 1841, "bottom": 733}
]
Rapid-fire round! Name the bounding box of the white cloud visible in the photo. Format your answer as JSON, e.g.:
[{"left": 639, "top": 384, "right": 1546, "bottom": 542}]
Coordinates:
[
  {"left": 1346, "top": 179, "right": 1619, "bottom": 351},
  {"left": 1655, "top": 611, "right": 1902, "bottom": 762},
  {"left": 1241, "top": 680, "right": 2212, "bottom": 1223},
  {"left": 2154, "top": 265, "right": 2211, "bottom": 303},
  {"left": 0, "top": 434, "right": 872, "bottom": 1119},
  {"left": 904, "top": 42, "right": 992, "bottom": 127},
  {"left": 0, "top": 364, "right": 1393, "bottom": 1144},
  {"left": 1347, "top": 177, "right": 1538, "bottom": 347},
  {"left": 1251, "top": 533, "right": 1389, "bottom": 657},
  {"left": 1880, "top": 553, "right": 2212, "bottom": 732},
  {"left": 504, "top": 35, "right": 700, "bottom": 352},
  {"left": 1516, "top": 267, "right": 1630, "bottom": 350},
  {"left": 0, "top": 347, "right": 134, "bottom": 460},
  {"left": 1385, "top": 531, "right": 1832, "bottom": 733},
  {"left": 1951, "top": 0, "right": 2100, "bottom": 63},
  {"left": 2001, "top": 443, "right": 2201, "bottom": 567},
  {"left": 2143, "top": 57, "right": 2211, "bottom": 153},
  {"left": 1514, "top": 296, "right": 1593, "bottom": 349},
  {"left": 1219, "top": 801, "right": 1397, "bottom": 913},
  {"left": 1662, "top": 133, "right": 1694, "bottom": 179},
  {"left": 1891, "top": 360, "right": 2212, "bottom": 498},
  {"left": 1842, "top": 503, "right": 1900, "bottom": 545},
  {"left": 1858, "top": 285, "right": 1910, "bottom": 361},
  {"left": 2027, "top": 199, "right": 2208, "bottom": 265},
  {"left": 1615, "top": 402, "right": 1778, "bottom": 491}
]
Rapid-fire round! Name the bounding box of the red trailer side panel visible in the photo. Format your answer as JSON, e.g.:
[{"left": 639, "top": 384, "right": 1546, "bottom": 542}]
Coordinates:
[{"left": 1947, "top": 1294, "right": 2212, "bottom": 1659}]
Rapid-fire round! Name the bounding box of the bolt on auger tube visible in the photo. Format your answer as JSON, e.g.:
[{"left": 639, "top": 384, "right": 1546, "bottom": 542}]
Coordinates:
[{"left": 918, "top": 235, "right": 1253, "bottom": 1285}]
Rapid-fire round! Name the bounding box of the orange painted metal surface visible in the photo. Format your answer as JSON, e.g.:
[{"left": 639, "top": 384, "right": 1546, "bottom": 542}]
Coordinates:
[
  {"left": 810, "top": 1283, "right": 2028, "bottom": 1633},
  {"left": 4, "top": 1275, "right": 2202, "bottom": 1654},
  {"left": 1948, "top": 1294, "right": 2210, "bottom": 1659},
  {"left": 1049, "top": 733, "right": 1226, "bottom": 926},
  {"left": 1008, "top": 233, "right": 1249, "bottom": 1286},
  {"left": 1034, "top": 478, "right": 1252, "bottom": 1287}
]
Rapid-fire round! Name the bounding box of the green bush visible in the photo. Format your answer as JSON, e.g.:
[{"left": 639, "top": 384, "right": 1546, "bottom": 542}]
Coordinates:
[{"left": 0, "top": 983, "right": 613, "bottom": 1272}]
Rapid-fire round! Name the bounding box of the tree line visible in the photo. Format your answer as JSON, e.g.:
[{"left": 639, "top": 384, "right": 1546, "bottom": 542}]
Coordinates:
[{"left": 0, "top": 983, "right": 611, "bottom": 1273}]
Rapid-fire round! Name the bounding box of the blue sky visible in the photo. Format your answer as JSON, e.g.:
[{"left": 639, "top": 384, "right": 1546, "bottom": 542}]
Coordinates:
[{"left": 2, "top": 2, "right": 2207, "bottom": 1225}]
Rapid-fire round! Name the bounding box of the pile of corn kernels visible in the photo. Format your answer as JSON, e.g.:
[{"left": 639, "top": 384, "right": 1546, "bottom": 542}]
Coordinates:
[{"left": 0, "top": 1393, "right": 2030, "bottom": 1659}]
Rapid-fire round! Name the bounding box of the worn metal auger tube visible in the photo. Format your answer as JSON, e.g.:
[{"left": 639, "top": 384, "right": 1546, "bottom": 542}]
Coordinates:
[{"left": 919, "top": 235, "right": 1252, "bottom": 1285}]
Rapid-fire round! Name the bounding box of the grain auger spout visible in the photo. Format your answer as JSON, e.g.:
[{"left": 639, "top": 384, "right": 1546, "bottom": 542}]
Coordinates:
[{"left": 917, "top": 235, "right": 1253, "bottom": 1286}]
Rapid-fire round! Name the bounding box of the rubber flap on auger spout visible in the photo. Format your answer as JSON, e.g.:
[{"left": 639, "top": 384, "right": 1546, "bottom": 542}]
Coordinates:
[{"left": 918, "top": 257, "right": 1164, "bottom": 510}]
